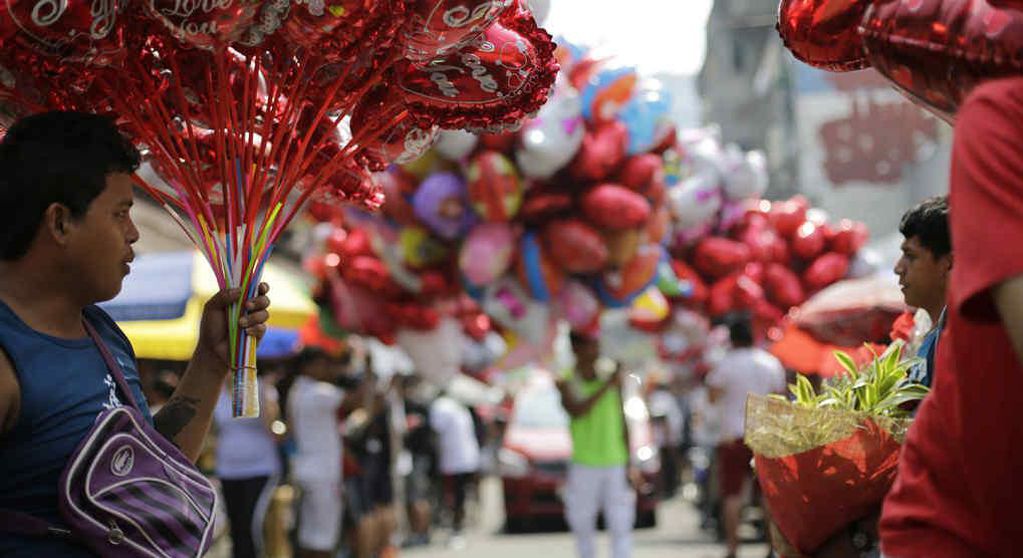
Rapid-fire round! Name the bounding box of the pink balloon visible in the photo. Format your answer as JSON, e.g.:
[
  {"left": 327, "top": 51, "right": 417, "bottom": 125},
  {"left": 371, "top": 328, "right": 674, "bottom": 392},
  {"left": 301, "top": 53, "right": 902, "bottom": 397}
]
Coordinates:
[{"left": 459, "top": 223, "right": 516, "bottom": 285}]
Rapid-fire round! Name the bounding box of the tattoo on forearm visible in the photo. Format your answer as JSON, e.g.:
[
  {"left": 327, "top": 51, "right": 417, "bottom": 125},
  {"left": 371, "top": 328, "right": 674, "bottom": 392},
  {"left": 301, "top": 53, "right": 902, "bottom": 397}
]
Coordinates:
[{"left": 153, "top": 396, "right": 200, "bottom": 443}]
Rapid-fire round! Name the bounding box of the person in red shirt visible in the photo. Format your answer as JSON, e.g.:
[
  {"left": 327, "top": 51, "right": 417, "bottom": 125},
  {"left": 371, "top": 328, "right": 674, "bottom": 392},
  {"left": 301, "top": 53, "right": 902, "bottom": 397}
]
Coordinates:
[{"left": 879, "top": 77, "right": 1023, "bottom": 557}]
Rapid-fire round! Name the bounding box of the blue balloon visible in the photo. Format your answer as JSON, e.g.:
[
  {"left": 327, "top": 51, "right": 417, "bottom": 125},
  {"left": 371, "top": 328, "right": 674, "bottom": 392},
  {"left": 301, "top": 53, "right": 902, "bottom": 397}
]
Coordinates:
[
  {"left": 579, "top": 66, "right": 637, "bottom": 122},
  {"left": 620, "top": 81, "right": 673, "bottom": 154},
  {"left": 520, "top": 232, "right": 553, "bottom": 303}
]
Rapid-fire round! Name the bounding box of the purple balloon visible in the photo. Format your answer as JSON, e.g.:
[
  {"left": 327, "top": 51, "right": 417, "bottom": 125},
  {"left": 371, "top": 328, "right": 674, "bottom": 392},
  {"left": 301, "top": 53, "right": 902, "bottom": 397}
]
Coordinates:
[{"left": 412, "top": 172, "right": 476, "bottom": 240}]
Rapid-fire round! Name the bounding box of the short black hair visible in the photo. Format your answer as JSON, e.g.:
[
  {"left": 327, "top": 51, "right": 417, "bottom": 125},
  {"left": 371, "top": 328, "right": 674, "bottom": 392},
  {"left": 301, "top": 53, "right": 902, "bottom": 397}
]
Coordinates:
[
  {"left": 899, "top": 196, "right": 950, "bottom": 258},
  {"left": 295, "top": 346, "right": 329, "bottom": 371},
  {"left": 569, "top": 330, "right": 599, "bottom": 352},
  {"left": 0, "top": 111, "right": 140, "bottom": 260},
  {"left": 728, "top": 317, "right": 754, "bottom": 348}
]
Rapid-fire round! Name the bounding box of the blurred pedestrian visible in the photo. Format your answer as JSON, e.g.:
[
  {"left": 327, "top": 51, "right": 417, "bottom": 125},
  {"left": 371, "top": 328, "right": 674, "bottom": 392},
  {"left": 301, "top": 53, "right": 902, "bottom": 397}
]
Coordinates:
[
  {"left": 647, "top": 374, "right": 684, "bottom": 498},
  {"left": 557, "top": 332, "right": 637, "bottom": 558},
  {"left": 213, "top": 376, "right": 282, "bottom": 558},
  {"left": 707, "top": 318, "right": 785, "bottom": 558},
  {"left": 397, "top": 375, "right": 434, "bottom": 547},
  {"left": 429, "top": 390, "right": 481, "bottom": 547},
  {"left": 288, "top": 348, "right": 347, "bottom": 558}
]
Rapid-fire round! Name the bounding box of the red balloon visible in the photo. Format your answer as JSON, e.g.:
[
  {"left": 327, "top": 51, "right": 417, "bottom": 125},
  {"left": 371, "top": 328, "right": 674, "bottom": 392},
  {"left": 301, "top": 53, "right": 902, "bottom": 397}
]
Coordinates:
[
  {"left": 543, "top": 219, "right": 609, "bottom": 274},
  {"left": 325, "top": 228, "right": 349, "bottom": 255},
  {"left": 279, "top": 0, "right": 403, "bottom": 62},
  {"left": 769, "top": 196, "right": 809, "bottom": 237},
  {"left": 396, "top": 16, "right": 558, "bottom": 130},
  {"left": 351, "top": 85, "right": 438, "bottom": 170},
  {"left": 803, "top": 252, "right": 850, "bottom": 291},
  {"left": 466, "top": 150, "right": 523, "bottom": 221},
  {"left": 340, "top": 228, "right": 374, "bottom": 259},
  {"left": 791, "top": 220, "right": 826, "bottom": 260},
  {"left": 344, "top": 255, "right": 402, "bottom": 297},
  {"left": 860, "top": 0, "right": 1023, "bottom": 121},
  {"left": 376, "top": 169, "right": 420, "bottom": 225},
  {"left": 401, "top": 0, "right": 508, "bottom": 65},
  {"left": 708, "top": 274, "right": 739, "bottom": 317},
  {"left": 519, "top": 191, "right": 573, "bottom": 224},
  {"left": 617, "top": 154, "right": 664, "bottom": 193},
  {"left": 764, "top": 263, "right": 806, "bottom": 309},
  {"left": 145, "top": 0, "right": 261, "bottom": 50},
  {"left": 777, "top": 0, "right": 870, "bottom": 72},
  {"left": 742, "top": 262, "right": 766, "bottom": 285},
  {"left": 570, "top": 120, "right": 629, "bottom": 181},
  {"left": 735, "top": 274, "right": 765, "bottom": 310},
  {"left": 830, "top": 219, "right": 869, "bottom": 255},
  {"left": 3, "top": 0, "right": 127, "bottom": 65},
  {"left": 582, "top": 183, "right": 652, "bottom": 231},
  {"left": 478, "top": 131, "right": 517, "bottom": 152},
  {"left": 692, "top": 237, "right": 752, "bottom": 279}
]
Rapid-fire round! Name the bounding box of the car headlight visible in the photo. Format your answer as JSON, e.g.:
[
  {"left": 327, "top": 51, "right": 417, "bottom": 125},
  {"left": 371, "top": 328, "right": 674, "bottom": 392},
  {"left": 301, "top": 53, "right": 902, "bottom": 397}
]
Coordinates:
[{"left": 498, "top": 448, "right": 531, "bottom": 478}]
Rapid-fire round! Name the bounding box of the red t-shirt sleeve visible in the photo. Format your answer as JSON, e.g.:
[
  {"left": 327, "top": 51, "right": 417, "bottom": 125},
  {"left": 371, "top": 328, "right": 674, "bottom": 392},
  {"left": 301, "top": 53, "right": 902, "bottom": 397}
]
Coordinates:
[{"left": 948, "top": 78, "right": 1023, "bottom": 322}]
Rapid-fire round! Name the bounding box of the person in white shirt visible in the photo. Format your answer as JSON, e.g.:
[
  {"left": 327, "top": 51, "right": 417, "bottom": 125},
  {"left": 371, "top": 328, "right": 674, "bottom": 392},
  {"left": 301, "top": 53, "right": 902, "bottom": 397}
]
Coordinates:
[
  {"left": 429, "top": 392, "right": 481, "bottom": 540},
  {"left": 706, "top": 318, "right": 786, "bottom": 558},
  {"left": 287, "top": 348, "right": 354, "bottom": 558}
]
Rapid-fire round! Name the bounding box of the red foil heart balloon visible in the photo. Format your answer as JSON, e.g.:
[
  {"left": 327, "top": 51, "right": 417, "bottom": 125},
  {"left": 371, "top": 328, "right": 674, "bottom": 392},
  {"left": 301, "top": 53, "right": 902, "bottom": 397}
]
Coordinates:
[
  {"left": 860, "top": 0, "right": 1023, "bottom": 121},
  {"left": 401, "top": 0, "right": 510, "bottom": 65},
  {"left": 279, "top": 0, "right": 407, "bottom": 63},
  {"left": 396, "top": 14, "right": 557, "bottom": 130},
  {"left": 146, "top": 0, "right": 262, "bottom": 50},
  {"left": 351, "top": 84, "right": 439, "bottom": 170},
  {"left": 777, "top": 0, "right": 872, "bottom": 71},
  {"left": 3, "top": 0, "right": 127, "bottom": 66}
]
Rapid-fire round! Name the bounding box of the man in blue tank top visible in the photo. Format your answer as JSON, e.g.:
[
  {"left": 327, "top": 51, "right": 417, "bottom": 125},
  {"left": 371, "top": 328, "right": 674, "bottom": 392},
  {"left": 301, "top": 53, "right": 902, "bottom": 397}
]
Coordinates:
[{"left": 0, "top": 112, "right": 272, "bottom": 556}]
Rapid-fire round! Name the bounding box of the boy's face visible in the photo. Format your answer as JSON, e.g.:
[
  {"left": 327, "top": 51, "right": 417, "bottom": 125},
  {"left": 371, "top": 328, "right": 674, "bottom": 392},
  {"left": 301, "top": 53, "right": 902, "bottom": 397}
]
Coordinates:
[
  {"left": 64, "top": 172, "right": 139, "bottom": 303},
  {"left": 894, "top": 236, "right": 950, "bottom": 312}
]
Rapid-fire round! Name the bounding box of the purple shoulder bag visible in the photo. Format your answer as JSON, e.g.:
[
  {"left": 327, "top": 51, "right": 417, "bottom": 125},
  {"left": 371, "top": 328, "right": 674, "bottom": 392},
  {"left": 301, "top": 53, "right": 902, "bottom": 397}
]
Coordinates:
[{"left": 0, "top": 320, "right": 217, "bottom": 557}]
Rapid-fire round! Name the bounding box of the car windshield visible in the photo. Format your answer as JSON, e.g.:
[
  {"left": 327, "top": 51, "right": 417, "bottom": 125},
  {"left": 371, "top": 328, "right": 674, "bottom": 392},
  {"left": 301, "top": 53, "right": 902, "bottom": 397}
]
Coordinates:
[{"left": 512, "top": 385, "right": 569, "bottom": 429}]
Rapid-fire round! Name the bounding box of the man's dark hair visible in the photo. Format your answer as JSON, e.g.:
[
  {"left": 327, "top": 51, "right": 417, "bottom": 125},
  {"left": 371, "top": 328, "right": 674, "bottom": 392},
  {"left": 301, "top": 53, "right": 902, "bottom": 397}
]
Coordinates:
[
  {"left": 0, "top": 111, "right": 141, "bottom": 260},
  {"left": 569, "top": 330, "right": 599, "bottom": 352},
  {"left": 899, "top": 196, "right": 950, "bottom": 258},
  {"left": 295, "top": 346, "right": 329, "bottom": 371},
  {"left": 728, "top": 318, "right": 755, "bottom": 348}
]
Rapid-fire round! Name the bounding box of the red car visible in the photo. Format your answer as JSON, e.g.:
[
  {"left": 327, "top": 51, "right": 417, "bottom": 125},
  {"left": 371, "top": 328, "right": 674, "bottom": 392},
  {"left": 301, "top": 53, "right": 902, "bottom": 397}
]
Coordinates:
[{"left": 498, "top": 373, "right": 660, "bottom": 531}]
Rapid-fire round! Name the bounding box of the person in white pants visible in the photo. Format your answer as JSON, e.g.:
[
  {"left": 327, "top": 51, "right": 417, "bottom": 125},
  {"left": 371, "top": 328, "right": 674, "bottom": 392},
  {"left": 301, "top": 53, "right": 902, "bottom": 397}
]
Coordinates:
[{"left": 558, "top": 331, "right": 640, "bottom": 558}]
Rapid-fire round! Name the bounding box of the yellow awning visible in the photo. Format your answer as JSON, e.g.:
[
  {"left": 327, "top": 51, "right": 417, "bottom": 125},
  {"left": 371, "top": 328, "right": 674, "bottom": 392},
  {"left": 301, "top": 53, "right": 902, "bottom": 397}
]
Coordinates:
[{"left": 118, "top": 253, "right": 316, "bottom": 361}]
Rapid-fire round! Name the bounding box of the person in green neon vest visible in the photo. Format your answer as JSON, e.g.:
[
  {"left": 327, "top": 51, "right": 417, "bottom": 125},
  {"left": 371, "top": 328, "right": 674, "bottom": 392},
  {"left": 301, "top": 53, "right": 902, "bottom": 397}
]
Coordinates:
[{"left": 557, "top": 330, "right": 640, "bottom": 558}]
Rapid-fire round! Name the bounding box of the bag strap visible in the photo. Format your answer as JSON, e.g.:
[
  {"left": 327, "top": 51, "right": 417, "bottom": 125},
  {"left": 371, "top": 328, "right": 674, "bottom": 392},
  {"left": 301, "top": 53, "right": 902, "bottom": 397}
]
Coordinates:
[
  {"left": 0, "top": 318, "right": 138, "bottom": 540},
  {"left": 82, "top": 318, "right": 141, "bottom": 412}
]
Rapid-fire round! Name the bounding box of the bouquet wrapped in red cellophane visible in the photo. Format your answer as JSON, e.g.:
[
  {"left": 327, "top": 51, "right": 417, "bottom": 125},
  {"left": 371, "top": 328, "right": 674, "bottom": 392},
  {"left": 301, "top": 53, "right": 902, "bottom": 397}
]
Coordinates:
[{"left": 744, "top": 341, "right": 927, "bottom": 556}]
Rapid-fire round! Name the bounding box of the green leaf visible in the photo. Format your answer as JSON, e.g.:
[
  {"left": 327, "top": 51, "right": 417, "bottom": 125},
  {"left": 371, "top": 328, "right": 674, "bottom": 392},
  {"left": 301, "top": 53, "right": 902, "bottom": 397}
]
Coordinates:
[{"left": 832, "top": 350, "right": 860, "bottom": 379}]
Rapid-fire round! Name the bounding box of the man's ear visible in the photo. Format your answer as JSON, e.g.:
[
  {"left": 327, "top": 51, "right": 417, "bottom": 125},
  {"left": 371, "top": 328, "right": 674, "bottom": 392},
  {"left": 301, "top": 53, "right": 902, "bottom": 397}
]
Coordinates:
[
  {"left": 940, "top": 253, "right": 954, "bottom": 274},
  {"left": 43, "top": 203, "right": 73, "bottom": 245}
]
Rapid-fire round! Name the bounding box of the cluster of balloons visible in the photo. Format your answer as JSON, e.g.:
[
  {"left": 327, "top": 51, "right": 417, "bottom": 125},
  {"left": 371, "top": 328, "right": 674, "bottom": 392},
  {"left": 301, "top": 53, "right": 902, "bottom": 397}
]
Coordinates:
[
  {"left": 300, "top": 40, "right": 873, "bottom": 371},
  {"left": 778, "top": 0, "right": 1023, "bottom": 122},
  {"left": 662, "top": 126, "right": 871, "bottom": 338}
]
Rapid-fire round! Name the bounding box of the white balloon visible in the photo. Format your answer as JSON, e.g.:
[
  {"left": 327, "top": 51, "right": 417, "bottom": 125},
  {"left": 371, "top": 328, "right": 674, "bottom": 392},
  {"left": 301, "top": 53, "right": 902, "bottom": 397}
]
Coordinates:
[
  {"left": 434, "top": 129, "right": 478, "bottom": 161},
  {"left": 668, "top": 171, "right": 722, "bottom": 230},
  {"left": 721, "top": 147, "right": 769, "bottom": 201},
  {"left": 396, "top": 317, "right": 463, "bottom": 386},
  {"left": 483, "top": 279, "right": 552, "bottom": 346},
  {"left": 515, "top": 87, "right": 585, "bottom": 179}
]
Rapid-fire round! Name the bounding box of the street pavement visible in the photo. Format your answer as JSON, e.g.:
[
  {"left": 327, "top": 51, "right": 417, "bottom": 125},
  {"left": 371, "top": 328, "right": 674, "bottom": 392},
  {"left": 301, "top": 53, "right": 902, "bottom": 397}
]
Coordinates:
[{"left": 405, "top": 477, "right": 770, "bottom": 558}]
